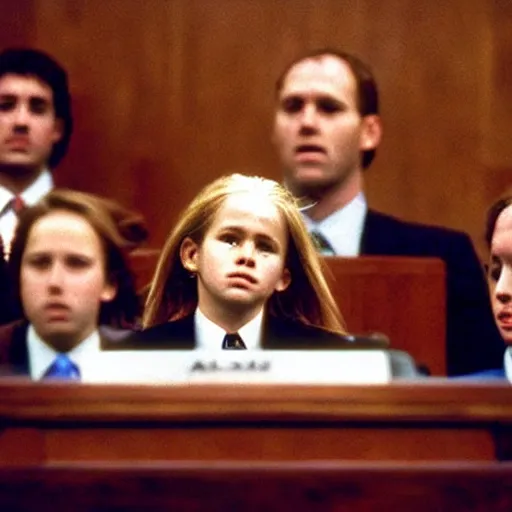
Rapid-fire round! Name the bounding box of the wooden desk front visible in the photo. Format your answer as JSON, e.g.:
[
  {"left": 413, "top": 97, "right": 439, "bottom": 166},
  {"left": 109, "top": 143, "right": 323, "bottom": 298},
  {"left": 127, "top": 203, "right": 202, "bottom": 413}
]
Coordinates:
[
  {"left": 1, "top": 382, "right": 511, "bottom": 510},
  {"left": 0, "top": 382, "right": 509, "bottom": 464}
]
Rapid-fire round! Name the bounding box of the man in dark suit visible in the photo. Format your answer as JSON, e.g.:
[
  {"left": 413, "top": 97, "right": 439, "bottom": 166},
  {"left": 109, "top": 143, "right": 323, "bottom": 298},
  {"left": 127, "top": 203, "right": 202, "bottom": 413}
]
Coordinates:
[
  {"left": 272, "top": 48, "right": 504, "bottom": 376},
  {"left": 0, "top": 237, "right": 9, "bottom": 324},
  {"left": 0, "top": 48, "right": 73, "bottom": 323},
  {"left": 0, "top": 48, "right": 73, "bottom": 255}
]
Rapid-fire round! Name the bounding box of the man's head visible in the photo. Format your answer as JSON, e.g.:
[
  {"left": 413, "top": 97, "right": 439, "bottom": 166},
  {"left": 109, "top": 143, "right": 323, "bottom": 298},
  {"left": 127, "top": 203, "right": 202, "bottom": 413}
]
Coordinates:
[
  {"left": 272, "top": 49, "right": 381, "bottom": 201},
  {"left": 0, "top": 48, "right": 73, "bottom": 178}
]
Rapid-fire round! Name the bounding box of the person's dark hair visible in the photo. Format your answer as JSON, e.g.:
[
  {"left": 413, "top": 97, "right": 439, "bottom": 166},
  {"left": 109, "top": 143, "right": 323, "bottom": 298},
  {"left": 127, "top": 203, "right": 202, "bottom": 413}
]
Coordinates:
[
  {"left": 485, "top": 193, "right": 512, "bottom": 249},
  {"left": 9, "top": 189, "right": 148, "bottom": 328},
  {"left": 0, "top": 48, "right": 73, "bottom": 168},
  {"left": 275, "top": 48, "right": 379, "bottom": 169}
]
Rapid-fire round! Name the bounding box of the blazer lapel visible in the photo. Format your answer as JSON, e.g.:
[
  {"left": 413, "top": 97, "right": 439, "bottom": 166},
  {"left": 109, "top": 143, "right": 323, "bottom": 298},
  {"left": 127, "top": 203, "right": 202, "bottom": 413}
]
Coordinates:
[
  {"left": 360, "top": 209, "right": 398, "bottom": 255},
  {"left": 0, "top": 321, "right": 30, "bottom": 376}
]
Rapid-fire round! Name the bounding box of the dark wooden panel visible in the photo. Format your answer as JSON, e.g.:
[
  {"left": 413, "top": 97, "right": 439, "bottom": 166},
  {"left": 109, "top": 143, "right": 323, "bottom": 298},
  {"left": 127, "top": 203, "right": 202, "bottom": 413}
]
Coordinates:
[
  {"left": 0, "top": 427, "right": 45, "bottom": 465},
  {"left": 482, "top": 0, "right": 512, "bottom": 168},
  {"left": 0, "top": 0, "right": 34, "bottom": 48},
  {"left": 0, "top": 463, "right": 511, "bottom": 511},
  {"left": 323, "top": 257, "right": 446, "bottom": 374},
  {"left": 39, "top": 426, "right": 492, "bottom": 462}
]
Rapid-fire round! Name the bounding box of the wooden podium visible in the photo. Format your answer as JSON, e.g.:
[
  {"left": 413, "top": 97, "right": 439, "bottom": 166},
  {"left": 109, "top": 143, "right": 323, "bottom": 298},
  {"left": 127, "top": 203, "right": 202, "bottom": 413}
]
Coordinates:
[
  {"left": 321, "top": 257, "right": 446, "bottom": 374},
  {"left": 0, "top": 382, "right": 511, "bottom": 510}
]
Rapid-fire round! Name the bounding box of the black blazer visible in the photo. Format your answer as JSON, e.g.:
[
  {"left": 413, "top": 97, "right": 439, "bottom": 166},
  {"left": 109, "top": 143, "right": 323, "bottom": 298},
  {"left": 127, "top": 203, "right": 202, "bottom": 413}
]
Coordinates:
[
  {"left": 361, "top": 209, "right": 504, "bottom": 375},
  {"left": 0, "top": 321, "right": 136, "bottom": 377},
  {"left": 132, "top": 314, "right": 372, "bottom": 351},
  {"left": 0, "top": 237, "right": 18, "bottom": 326}
]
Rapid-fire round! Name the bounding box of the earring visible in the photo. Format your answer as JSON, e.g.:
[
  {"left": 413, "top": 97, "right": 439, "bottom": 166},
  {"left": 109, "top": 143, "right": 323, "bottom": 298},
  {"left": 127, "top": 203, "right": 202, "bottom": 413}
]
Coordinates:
[{"left": 183, "top": 264, "right": 197, "bottom": 278}]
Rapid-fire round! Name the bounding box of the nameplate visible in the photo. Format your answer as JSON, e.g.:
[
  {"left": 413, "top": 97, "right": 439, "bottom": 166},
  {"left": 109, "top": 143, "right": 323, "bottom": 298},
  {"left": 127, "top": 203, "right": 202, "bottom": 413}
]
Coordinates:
[{"left": 84, "top": 350, "right": 391, "bottom": 384}]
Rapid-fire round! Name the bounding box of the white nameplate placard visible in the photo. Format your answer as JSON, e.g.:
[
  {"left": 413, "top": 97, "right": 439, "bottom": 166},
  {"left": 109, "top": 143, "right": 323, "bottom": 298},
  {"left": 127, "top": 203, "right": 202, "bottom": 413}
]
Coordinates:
[{"left": 82, "top": 350, "right": 391, "bottom": 384}]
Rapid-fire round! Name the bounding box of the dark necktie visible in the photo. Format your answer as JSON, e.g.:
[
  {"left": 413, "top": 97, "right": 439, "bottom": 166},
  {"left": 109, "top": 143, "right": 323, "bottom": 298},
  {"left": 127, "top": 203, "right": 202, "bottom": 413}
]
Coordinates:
[
  {"left": 1, "top": 196, "right": 25, "bottom": 217},
  {"left": 310, "top": 230, "right": 336, "bottom": 256},
  {"left": 222, "top": 333, "right": 247, "bottom": 349},
  {"left": 42, "top": 354, "right": 81, "bottom": 381},
  {"left": 4, "top": 196, "right": 26, "bottom": 216},
  {"left": 10, "top": 196, "right": 25, "bottom": 215}
]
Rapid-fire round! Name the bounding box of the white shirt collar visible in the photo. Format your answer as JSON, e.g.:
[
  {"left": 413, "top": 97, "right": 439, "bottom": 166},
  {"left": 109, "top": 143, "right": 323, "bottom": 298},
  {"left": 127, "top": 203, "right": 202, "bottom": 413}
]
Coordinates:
[
  {"left": 0, "top": 169, "right": 53, "bottom": 256},
  {"left": 302, "top": 192, "right": 367, "bottom": 257},
  {"left": 194, "top": 307, "right": 264, "bottom": 350},
  {"left": 0, "top": 169, "right": 53, "bottom": 211},
  {"left": 27, "top": 324, "right": 101, "bottom": 381},
  {"left": 504, "top": 346, "right": 512, "bottom": 383}
]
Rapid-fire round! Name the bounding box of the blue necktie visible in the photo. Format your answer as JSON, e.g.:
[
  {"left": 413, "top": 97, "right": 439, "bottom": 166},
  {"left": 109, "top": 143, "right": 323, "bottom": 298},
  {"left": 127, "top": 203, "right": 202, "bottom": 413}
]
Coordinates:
[{"left": 42, "top": 354, "right": 81, "bottom": 381}]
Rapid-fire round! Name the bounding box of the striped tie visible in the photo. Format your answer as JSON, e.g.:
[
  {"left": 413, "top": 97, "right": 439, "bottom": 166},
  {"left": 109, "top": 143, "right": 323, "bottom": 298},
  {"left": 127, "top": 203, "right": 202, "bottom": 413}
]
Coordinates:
[
  {"left": 11, "top": 196, "right": 25, "bottom": 215},
  {"left": 310, "top": 231, "right": 335, "bottom": 256}
]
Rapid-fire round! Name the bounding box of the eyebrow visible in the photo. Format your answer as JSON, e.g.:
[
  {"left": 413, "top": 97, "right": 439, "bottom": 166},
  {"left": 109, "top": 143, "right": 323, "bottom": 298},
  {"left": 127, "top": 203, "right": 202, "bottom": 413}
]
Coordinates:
[
  {"left": 280, "top": 93, "right": 347, "bottom": 108},
  {"left": 0, "top": 93, "right": 50, "bottom": 100},
  {"left": 24, "top": 249, "right": 94, "bottom": 258},
  {"left": 219, "top": 226, "right": 282, "bottom": 245}
]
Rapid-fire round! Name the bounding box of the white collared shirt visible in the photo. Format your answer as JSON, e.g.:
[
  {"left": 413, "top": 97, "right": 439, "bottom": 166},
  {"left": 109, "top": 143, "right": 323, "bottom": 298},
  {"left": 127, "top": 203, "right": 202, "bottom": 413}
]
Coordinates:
[
  {"left": 0, "top": 169, "right": 53, "bottom": 257},
  {"left": 194, "top": 307, "right": 264, "bottom": 350},
  {"left": 504, "top": 347, "right": 512, "bottom": 383},
  {"left": 27, "top": 324, "right": 101, "bottom": 381},
  {"left": 302, "top": 192, "right": 367, "bottom": 257}
]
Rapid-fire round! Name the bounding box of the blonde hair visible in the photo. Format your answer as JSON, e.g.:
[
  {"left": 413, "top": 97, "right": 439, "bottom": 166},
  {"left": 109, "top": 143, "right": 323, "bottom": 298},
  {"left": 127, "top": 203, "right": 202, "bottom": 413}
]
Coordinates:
[{"left": 143, "top": 174, "right": 346, "bottom": 333}]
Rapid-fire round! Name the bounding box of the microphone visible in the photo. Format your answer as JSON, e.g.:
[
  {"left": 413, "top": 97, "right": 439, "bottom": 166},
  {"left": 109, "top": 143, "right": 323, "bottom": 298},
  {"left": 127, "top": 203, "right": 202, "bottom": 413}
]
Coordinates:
[{"left": 338, "top": 331, "right": 390, "bottom": 350}]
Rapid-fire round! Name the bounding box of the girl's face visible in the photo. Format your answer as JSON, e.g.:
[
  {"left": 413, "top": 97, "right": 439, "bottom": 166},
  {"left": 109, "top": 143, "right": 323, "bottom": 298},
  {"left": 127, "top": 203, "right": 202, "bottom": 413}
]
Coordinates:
[
  {"left": 488, "top": 205, "right": 512, "bottom": 344},
  {"left": 181, "top": 192, "right": 291, "bottom": 321}
]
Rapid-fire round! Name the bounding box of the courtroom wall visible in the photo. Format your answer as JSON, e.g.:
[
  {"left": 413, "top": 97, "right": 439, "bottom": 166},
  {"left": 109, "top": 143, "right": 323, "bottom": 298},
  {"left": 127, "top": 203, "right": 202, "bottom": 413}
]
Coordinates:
[{"left": 2, "top": 0, "right": 511, "bottom": 256}]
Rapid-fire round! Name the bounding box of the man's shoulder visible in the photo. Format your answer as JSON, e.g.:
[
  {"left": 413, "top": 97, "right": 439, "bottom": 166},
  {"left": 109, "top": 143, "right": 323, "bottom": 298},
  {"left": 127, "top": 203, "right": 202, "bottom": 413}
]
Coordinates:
[
  {"left": 453, "top": 368, "right": 507, "bottom": 381},
  {"left": 365, "top": 209, "right": 470, "bottom": 240},
  {"left": 362, "top": 209, "right": 475, "bottom": 257}
]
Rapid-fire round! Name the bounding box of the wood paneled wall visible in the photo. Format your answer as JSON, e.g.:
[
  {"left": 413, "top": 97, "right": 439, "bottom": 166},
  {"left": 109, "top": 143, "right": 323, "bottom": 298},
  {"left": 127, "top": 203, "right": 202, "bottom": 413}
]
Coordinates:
[{"left": 2, "top": 0, "right": 511, "bottom": 256}]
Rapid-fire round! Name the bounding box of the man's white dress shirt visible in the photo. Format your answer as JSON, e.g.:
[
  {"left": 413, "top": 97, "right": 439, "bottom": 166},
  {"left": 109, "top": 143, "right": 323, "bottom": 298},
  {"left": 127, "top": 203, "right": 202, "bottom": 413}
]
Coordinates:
[
  {"left": 0, "top": 170, "right": 53, "bottom": 257},
  {"left": 302, "top": 192, "right": 367, "bottom": 257}
]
